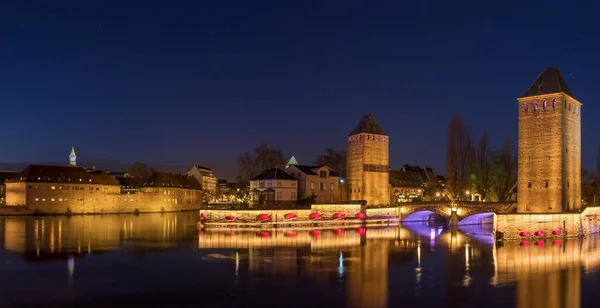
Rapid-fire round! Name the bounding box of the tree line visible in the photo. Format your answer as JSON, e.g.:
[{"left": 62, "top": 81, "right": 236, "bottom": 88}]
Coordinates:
[{"left": 445, "top": 114, "right": 516, "bottom": 202}]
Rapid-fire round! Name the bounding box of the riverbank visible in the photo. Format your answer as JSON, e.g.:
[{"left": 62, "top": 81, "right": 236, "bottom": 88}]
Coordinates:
[{"left": 0, "top": 206, "right": 202, "bottom": 216}]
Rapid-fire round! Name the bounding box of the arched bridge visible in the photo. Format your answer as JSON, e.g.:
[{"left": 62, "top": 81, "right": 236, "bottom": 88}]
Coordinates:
[{"left": 397, "top": 201, "right": 515, "bottom": 225}]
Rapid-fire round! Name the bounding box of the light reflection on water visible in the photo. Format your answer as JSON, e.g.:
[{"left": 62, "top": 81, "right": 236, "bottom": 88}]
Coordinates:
[{"left": 0, "top": 212, "right": 598, "bottom": 307}]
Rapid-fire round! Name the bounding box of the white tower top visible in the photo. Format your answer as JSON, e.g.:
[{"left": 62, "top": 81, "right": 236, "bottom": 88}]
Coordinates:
[{"left": 69, "top": 146, "right": 77, "bottom": 166}]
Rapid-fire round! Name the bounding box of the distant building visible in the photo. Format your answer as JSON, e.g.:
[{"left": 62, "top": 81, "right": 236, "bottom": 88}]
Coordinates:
[
  {"left": 285, "top": 163, "right": 341, "bottom": 203},
  {"left": 389, "top": 170, "right": 424, "bottom": 203},
  {"left": 0, "top": 171, "right": 18, "bottom": 205},
  {"left": 249, "top": 168, "right": 298, "bottom": 207},
  {"left": 4, "top": 165, "right": 121, "bottom": 207},
  {"left": 187, "top": 165, "right": 218, "bottom": 192},
  {"left": 217, "top": 179, "right": 228, "bottom": 193},
  {"left": 138, "top": 172, "right": 202, "bottom": 206},
  {"left": 346, "top": 114, "right": 390, "bottom": 206}
]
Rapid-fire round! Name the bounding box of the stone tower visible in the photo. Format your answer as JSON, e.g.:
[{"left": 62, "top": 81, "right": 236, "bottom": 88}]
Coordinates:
[
  {"left": 346, "top": 114, "right": 390, "bottom": 206},
  {"left": 69, "top": 146, "right": 77, "bottom": 167},
  {"left": 517, "top": 67, "right": 581, "bottom": 213}
]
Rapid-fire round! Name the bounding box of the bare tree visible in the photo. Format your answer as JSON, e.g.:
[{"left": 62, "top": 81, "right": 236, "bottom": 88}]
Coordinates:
[
  {"left": 445, "top": 114, "right": 472, "bottom": 200},
  {"left": 470, "top": 131, "right": 494, "bottom": 201},
  {"left": 490, "top": 138, "right": 517, "bottom": 202},
  {"left": 315, "top": 148, "right": 346, "bottom": 178},
  {"left": 237, "top": 143, "right": 286, "bottom": 180}
]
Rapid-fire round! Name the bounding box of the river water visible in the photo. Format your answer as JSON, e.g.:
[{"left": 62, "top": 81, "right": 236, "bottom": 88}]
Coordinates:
[{"left": 0, "top": 211, "right": 597, "bottom": 307}]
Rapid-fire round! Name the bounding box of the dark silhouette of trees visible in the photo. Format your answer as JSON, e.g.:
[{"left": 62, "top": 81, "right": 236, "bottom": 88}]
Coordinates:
[
  {"left": 237, "top": 143, "right": 286, "bottom": 180},
  {"left": 446, "top": 114, "right": 472, "bottom": 200},
  {"left": 490, "top": 138, "right": 517, "bottom": 202},
  {"left": 315, "top": 148, "right": 346, "bottom": 177},
  {"left": 470, "top": 131, "right": 494, "bottom": 201},
  {"left": 126, "top": 161, "right": 155, "bottom": 187}
]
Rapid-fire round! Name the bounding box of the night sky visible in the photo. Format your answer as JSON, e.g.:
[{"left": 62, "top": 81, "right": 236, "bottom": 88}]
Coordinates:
[{"left": 1, "top": 1, "right": 600, "bottom": 180}]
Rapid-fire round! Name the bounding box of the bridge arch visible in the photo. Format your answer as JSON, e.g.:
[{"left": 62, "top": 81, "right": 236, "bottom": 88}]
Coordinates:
[
  {"left": 401, "top": 208, "right": 450, "bottom": 222},
  {"left": 457, "top": 212, "right": 495, "bottom": 226}
]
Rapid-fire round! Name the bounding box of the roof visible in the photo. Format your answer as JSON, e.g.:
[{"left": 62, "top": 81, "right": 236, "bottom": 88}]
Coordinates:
[
  {"left": 389, "top": 170, "right": 423, "bottom": 188},
  {"left": 0, "top": 171, "right": 18, "bottom": 184},
  {"left": 69, "top": 146, "right": 76, "bottom": 157},
  {"left": 287, "top": 156, "right": 299, "bottom": 166},
  {"left": 522, "top": 67, "right": 575, "bottom": 98},
  {"left": 289, "top": 165, "right": 340, "bottom": 177},
  {"left": 348, "top": 114, "right": 387, "bottom": 136},
  {"left": 6, "top": 165, "right": 119, "bottom": 186},
  {"left": 250, "top": 168, "right": 297, "bottom": 181},
  {"left": 141, "top": 172, "right": 201, "bottom": 189},
  {"left": 192, "top": 165, "right": 212, "bottom": 171}
]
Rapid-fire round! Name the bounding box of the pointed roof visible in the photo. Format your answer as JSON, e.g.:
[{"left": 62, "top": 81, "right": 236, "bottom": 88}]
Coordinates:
[
  {"left": 287, "top": 156, "right": 299, "bottom": 166},
  {"left": 348, "top": 113, "right": 387, "bottom": 136},
  {"left": 521, "top": 67, "right": 575, "bottom": 98},
  {"left": 69, "top": 146, "right": 76, "bottom": 157}
]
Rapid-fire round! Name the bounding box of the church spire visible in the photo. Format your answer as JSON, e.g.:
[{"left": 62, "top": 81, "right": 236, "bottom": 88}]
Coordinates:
[{"left": 69, "top": 146, "right": 77, "bottom": 166}]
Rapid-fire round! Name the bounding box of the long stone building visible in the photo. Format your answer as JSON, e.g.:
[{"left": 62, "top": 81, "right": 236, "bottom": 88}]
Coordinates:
[
  {"left": 346, "top": 114, "right": 390, "bottom": 206},
  {"left": 4, "top": 165, "right": 203, "bottom": 214},
  {"left": 517, "top": 67, "right": 582, "bottom": 213}
]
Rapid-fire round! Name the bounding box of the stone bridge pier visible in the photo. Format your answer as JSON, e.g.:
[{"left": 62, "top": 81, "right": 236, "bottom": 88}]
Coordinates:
[{"left": 397, "top": 201, "right": 514, "bottom": 225}]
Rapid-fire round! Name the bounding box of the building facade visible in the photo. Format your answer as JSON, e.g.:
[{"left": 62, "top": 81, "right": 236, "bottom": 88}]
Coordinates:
[
  {"left": 187, "top": 165, "right": 218, "bottom": 192},
  {"left": 346, "top": 114, "right": 390, "bottom": 206},
  {"left": 285, "top": 164, "right": 341, "bottom": 203},
  {"left": 138, "top": 172, "right": 203, "bottom": 206},
  {"left": 0, "top": 171, "right": 18, "bottom": 205},
  {"left": 517, "top": 67, "right": 582, "bottom": 213},
  {"left": 4, "top": 165, "right": 121, "bottom": 209},
  {"left": 249, "top": 168, "right": 298, "bottom": 207}
]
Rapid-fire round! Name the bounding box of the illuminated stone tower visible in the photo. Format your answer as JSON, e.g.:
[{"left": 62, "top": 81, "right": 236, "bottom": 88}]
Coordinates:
[
  {"left": 69, "top": 146, "right": 77, "bottom": 167},
  {"left": 346, "top": 114, "right": 390, "bottom": 206},
  {"left": 517, "top": 67, "right": 581, "bottom": 213}
]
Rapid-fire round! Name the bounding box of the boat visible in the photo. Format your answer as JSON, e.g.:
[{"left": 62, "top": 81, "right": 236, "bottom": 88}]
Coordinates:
[
  {"left": 225, "top": 215, "right": 235, "bottom": 221},
  {"left": 199, "top": 213, "right": 206, "bottom": 221},
  {"left": 332, "top": 212, "right": 345, "bottom": 220},
  {"left": 355, "top": 212, "right": 366, "bottom": 219},
  {"left": 356, "top": 228, "right": 366, "bottom": 236},
  {"left": 309, "top": 212, "right": 322, "bottom": 220},
  {"left": 310, "top": 230, "right": 321, "bottom": 238},
  {"left": 283, "top": 213, "right": 297, "bottom": 220},
  {"left": 258, "top": 231, "right": 270, "bottom": 238},
  {"left": 284, "top": 231, "right": 297, "bottom": 237},
  {"left": 552, "top": 230, "right": 562, "bottom": 236},
  {"left": 519, "top": 231, "right": 530, "bottom": 237},
  {"left": 256, "top": 214, "right": 271, "bottom": 222},
  {"left": 533, "top": 231, "right": 545, "bottom": 237}
]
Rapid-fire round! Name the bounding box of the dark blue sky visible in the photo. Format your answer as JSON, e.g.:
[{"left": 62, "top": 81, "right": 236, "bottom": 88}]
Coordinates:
[{"left": 1, "top": 0, "right": 599, "bottom": 180}]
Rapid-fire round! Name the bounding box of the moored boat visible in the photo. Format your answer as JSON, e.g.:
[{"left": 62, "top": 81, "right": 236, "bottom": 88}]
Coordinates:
[
  {"left": 309, "top": 212, "right": 322, "bottom": 220},
  {"left": 225, "top": 215, "right": 235, "bottom": 221},
  {"left": 256, "top": 213, "right": 271, "bottom": 222},
  {"left": 355, "top": 212, "right": 366, "bottom": 219},
  {"left": 284, "top": 213, "right": 297, "bottom": 220},
  {"left": 332, "top": 212, "right": 345, "bottom": 220}
]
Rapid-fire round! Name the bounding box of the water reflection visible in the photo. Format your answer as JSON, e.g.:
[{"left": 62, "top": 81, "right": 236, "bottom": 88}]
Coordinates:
[
  {"left": 1, "top": 213, "right": 197, "bottom": 261},
  {"left": 0, "top": 212, "right": 598, "bottom": 307}
]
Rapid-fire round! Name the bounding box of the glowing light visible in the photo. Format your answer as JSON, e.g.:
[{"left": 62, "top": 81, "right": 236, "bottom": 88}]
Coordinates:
[{"left": 338, "top": 251, "right": 344, "bottom": 277}]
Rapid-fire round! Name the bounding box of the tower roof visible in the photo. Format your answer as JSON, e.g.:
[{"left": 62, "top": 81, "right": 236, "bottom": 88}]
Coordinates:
[
  {"left": 287, "top": 156, "right": 299, "bottom": 166},
  {"left": 69, "top": 146, "right": 76, "bottom": 157},
  {"left": 348, "top": 113, "right": 387, "bottom": 136},
  {"left": 521, "top": 67, "right": 575, "bottom": 98}
]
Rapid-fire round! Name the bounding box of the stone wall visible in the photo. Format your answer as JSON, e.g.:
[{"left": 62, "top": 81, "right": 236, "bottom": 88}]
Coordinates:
[
  {"left": 495, "top": 207, "right": 600, "bottom": 239},
  {"left": 202, "top": 209, "right": 313, "bottom": 221},
  {"left": 312, "top": 204, "right": 362, "bottom": 218},
  {"left": 367, "top": 207, "right": 398, "bottom": 217},
  {"left": 517, "top": 93, "right": 582, "bottom": 213}
]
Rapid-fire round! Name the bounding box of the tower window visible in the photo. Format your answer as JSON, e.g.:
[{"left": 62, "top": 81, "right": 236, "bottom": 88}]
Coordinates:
[
  {"left": 533, "top": 101, "right": 538, "bottom": 111},
  {"left": 576, "top": 106, "right": 579, "bottom": 115},
  {"left": 524, "top": 102, "right": 528, "bottom": 111},
  {"left": 542, "top": 99, "right": 547, "bottom": 109},
  {"left": 552, "top": 99, "right": 557, "bottom": 109},
  {"left": 545, "top": 182, "right": 548, "bottom": 188},
  {"left": 568, "top": 182, "right": 570, "bottom": 188},
  {"left": 528, "top": 182, "right": 531, "bottom": 188}
]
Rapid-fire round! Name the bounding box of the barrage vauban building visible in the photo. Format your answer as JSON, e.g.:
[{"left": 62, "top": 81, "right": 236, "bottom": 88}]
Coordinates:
[
  {"left": 3, "top": 147, "right": 203, "bottom": 214},
  {"left": 285, "top": 156, "right": 342, "bottom": 204}
]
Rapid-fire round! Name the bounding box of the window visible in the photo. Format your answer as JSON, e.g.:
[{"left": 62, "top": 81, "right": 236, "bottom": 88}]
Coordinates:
[
  {"left": 542, "top": 99, "right": 547, "bottom": 109},
  {"left": 552, "top": 99, "right": 557, "bottom": 109},
  {"left": 59, "top": 198, "right": 62, "bottom": 202},
  {"left": 524, "top": 102, "right": 528, "bottom": 111},
  {"left": 311, "top": 182, "right": 315, "bottom": 190},
  {"left": 545, "top": 181, "right": 548, "bottom": 188},
  {"left": 528, "top": 182, "right": 531, "bottom": 188},
  {"left": 533, "top": 101, "right": 538, "bottom": 111},
  {"left": 51, "top": 186, "right": 56, "bottom": 190},
  {"left": 320, "top": 171, "right": 327, "bottom": 178},
  {"left": 259, "top": 181, "right": 265, "bottom": 188},
  {"left": 330, "top": 183, "right": 335, "bottom": 191},
  {"left": 291, "top": 182, "right": 296, "bottom": 188},
  {"left": 89, "top": 187, "right": 94, "bottom": 191},
  {"left": 276, "top": 192, "right": 282, "bottom": 200},
  {"left": 568, "top": 182, "right": 570, "bottom": 188},
  {"left": 42, "top": 198, "right": 46, "bottom": 201},
  {"left": 320, "top": 183, "right": 325, "bottom": 191},
  {"left": 291, "top": 192, "right": 296, "bottom": 200},
  {"left": 35, "top": 198, "right": 39, "bottom": 201},
  {"left": 277, "top": 180, "right": 282, "bottom": 187},
  {"left": 51, "top": 198, "right": 55, "bottom": 202}
]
